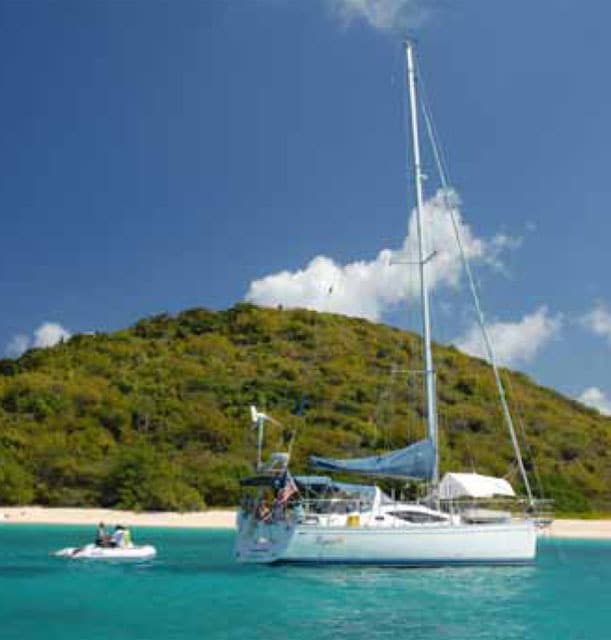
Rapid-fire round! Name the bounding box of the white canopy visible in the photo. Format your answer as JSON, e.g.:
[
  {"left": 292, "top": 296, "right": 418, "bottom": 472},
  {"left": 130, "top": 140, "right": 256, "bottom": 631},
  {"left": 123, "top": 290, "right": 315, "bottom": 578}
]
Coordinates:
[{"left": 439, "top": 472, "right": 516, "bottom": 500}]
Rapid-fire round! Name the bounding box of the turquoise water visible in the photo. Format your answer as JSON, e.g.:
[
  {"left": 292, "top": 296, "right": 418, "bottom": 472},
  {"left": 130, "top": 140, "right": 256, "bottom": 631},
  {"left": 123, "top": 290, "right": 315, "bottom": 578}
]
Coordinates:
[{"left": 0, "top": 526, "right": 609, "bottom": 639}]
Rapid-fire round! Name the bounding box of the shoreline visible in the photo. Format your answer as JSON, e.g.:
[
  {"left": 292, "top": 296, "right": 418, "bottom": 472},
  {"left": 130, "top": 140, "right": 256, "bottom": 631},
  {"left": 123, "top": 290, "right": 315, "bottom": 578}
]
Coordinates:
[
  {"left": 0, "top": 507, "right": 236, "bottom": 529},
  {"left": 545, "top": 519, "right": 611, "bottom": 540},
  {"left": 2, "top": 507, "right": 611, "bottom": 538}
]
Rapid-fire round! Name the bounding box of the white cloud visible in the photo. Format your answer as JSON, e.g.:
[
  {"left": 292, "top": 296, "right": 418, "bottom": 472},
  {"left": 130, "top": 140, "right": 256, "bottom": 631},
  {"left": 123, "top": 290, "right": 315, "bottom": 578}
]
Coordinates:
[
  {"left": 578, "top": 387, "right": 611, "bottom": 417},
  {"left": 6, "top": 334, "right": 30, "bottom": 358},
  {"left": 581, "top": 302, "right": 611, "bottom": 345},
  {"left": 33, "top": 322, "right": 71, "bottom": 348},
  {"left": 453, "top": 307, "right": 562, "bottom": 368},
  {"left": 329, "top": 0, "right": 430, "bottom": 31},
  {"left": 5, "top": 322, "right": 71, "bottom": 358},
  {"left": 245, "top": 189, "right": 519, "bottom": 321}
]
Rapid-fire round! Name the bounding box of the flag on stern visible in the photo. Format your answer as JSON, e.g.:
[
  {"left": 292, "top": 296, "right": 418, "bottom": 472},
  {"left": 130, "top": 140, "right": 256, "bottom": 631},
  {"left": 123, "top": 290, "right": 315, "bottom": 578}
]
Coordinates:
[{"left": 276, "top": 472, "right": 298, "bottom": 505}]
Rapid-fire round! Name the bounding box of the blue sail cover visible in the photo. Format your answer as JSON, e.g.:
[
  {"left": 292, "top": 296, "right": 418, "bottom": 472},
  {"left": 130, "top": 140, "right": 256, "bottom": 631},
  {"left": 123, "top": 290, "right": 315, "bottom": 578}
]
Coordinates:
[{"left": 310, "top": 438, "right": 435, "bottom": 480}]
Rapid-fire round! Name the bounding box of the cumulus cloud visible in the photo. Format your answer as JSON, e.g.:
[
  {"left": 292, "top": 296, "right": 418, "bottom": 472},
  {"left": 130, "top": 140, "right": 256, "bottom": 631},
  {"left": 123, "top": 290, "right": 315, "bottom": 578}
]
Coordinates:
[
  {"left": 33, "top": 323, "right": 71, "bottom": 348},
  {"left": 453, "top": 307, "right": 562, "bottom": 368},
  {"left": 5, "top": 322, "right": 71, "bottom": 358},
  {"left": 6, "top": 334, "right": 30, "bottom": 358},
  {"left": 329, "top": 0, "right": 430, "bottom": 31},
  {"left": 246, "top": 189, "right": 519, "bottom": 321},
  {"left": 581, "top": 302, "right": 611, "bottom": 345},
  {"left": 578, "top": 387, "right": 611, "bottom": 417}
]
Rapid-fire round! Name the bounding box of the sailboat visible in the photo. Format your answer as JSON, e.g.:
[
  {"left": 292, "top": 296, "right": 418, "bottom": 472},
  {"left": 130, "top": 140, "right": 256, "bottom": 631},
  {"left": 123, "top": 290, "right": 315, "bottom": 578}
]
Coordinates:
[{"left": 234, "top": 41, "right": 541, "bottom": 565}]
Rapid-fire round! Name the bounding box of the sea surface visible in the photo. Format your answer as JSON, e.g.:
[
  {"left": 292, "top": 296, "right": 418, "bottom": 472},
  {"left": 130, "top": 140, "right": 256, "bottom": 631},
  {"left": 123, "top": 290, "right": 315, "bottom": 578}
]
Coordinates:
[{"left": 0, "top": 525, "right": 608, "bottom": 639}]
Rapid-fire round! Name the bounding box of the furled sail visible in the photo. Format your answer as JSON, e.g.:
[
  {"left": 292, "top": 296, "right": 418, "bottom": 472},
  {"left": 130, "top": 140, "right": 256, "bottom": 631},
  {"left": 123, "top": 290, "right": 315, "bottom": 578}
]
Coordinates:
[{"left": 310, "top": 438, "right": 435, "bottom": 480}]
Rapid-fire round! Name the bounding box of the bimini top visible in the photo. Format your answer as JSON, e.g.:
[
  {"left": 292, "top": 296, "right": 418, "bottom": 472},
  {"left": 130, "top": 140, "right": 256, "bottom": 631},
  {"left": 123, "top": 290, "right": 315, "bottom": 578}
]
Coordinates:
[
  {"left": 293, "top": 475, "right": 376, "bottom": 497},
  {"left": 310, "top": 438, "right": 435, "bottom": 480},
  {"left": 293, "top": 475, "right": 333, "bottom": 488},
  {"left": 439, "top": 472, "right": 516, "bottom": 500},
  {"left": 239, "top": 474, "right": 286, "bottom": 488}
]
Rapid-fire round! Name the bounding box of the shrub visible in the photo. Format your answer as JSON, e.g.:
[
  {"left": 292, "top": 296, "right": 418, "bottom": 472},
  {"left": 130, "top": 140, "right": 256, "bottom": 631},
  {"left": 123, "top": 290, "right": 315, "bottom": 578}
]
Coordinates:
[{"left": 0, "top": 459, "right": 35, "bottom": 505}]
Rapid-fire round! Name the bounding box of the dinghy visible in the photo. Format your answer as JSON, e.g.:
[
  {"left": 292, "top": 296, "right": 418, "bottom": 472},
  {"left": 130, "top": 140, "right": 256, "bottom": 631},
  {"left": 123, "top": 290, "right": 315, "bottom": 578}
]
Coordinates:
[{"left": 55, "top": 542, "right": 157, "bottom": 560}]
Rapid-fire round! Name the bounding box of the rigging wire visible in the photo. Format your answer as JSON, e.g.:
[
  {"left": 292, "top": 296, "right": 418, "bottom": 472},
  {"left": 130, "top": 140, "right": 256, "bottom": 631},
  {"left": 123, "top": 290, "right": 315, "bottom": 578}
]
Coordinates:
[
  {"left": 374, "top": 363, "right": 397, "bottom": 451},
  {"left": 415, "top": 57, "right": 536, "bottom": 507},
  {"left": 502, "top": 372, "right": 547, "bottom": 500}
]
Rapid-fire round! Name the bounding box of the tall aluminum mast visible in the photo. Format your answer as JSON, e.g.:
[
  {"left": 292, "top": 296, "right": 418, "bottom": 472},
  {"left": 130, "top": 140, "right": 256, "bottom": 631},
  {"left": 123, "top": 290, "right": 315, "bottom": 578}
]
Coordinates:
[{"left": 404, "top": 41, "right": 439, "bottom": 487}]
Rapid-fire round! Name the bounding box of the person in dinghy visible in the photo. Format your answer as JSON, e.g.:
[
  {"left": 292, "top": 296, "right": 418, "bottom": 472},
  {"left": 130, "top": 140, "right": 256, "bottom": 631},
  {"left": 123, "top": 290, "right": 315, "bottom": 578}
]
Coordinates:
[
  {"left": 54, "top": 523, "right": 156, "bottom": 560},
  {"left": 109, "top": 524, "right": 132, "bottom": 548},
  {"left": 95, "top": 522, "right": 111, "bottom": 547}
]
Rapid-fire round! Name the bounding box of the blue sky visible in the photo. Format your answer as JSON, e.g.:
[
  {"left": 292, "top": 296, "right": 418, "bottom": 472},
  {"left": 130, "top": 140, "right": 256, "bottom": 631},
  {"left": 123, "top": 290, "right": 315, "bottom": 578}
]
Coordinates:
[{"left": 0, "top": 1, "right": 610, "bottom": 412}]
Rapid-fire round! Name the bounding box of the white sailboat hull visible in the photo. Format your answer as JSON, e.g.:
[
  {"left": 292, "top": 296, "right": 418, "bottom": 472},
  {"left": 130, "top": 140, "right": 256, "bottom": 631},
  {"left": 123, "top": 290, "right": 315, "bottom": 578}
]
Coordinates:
[{"left": 235, "top": 520, "right": 537, "bottom": 565}]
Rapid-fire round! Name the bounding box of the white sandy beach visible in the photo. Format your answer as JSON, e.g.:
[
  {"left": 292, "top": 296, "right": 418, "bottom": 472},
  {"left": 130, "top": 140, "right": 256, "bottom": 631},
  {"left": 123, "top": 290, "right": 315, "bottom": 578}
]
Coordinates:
[
  {"left": 2, "top": 507, "right": 611, "bottom": 538},
  {"left": 0, "top": 507, "right": 236, "bottom": 529},
  {"left": 545, "top": 519, "right": 611, "bottom": 539}
]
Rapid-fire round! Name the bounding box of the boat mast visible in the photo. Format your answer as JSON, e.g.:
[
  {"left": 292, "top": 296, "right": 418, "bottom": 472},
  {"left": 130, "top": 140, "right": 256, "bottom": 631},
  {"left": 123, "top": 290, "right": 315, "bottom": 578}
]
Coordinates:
[{"left": 404, "top": 41, "right": 439, "bottom": 487}]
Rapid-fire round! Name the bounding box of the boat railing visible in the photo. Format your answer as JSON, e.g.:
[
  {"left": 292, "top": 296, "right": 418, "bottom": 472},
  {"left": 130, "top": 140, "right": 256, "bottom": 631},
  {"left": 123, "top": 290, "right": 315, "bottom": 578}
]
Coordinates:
[
  {"left": 299, "top": 497, "right": 372, "bottom": 515},
  {"left": 439, "top": 496, "right": 554, "bottom": 523},
  {"left": 240, "top": 496, "right": 371, "bottom": 525}
]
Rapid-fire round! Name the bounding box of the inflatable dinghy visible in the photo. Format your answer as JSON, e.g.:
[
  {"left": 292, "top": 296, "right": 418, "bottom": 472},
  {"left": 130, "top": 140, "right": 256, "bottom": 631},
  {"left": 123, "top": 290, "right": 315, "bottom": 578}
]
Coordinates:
[{"left": 54, "top": 543, "right": 157, "bottom": 560}]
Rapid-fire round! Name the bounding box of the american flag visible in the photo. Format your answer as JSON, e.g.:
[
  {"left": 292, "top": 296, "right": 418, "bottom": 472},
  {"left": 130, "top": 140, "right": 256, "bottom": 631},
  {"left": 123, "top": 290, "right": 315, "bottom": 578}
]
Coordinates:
[{"left": 276, "top": 474, "right": 298, "bottom": 505}]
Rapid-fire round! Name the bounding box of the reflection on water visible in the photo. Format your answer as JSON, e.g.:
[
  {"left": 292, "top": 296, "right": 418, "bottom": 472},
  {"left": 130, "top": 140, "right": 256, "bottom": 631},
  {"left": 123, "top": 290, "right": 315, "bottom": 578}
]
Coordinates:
[{"left": 263, "top": 563, "right": 537, "bottom": 640}]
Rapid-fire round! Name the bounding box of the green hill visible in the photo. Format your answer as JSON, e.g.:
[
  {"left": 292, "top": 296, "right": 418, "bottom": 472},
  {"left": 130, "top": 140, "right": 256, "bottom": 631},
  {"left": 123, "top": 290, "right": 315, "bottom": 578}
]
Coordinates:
[{"left": 0, "top": 303, "right": 608, "bottom": 513}]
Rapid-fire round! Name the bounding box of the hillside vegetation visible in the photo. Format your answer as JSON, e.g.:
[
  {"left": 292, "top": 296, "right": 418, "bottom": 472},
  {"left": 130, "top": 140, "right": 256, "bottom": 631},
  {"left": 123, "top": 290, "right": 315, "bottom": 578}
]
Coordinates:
[{"left": 0, "top": 303, "right": 609, "bottom": 513}]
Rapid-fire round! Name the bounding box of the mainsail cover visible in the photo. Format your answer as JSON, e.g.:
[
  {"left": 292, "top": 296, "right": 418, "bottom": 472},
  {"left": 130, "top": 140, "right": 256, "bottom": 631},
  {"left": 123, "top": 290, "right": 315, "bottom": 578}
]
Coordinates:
[{"left": 310, "top": 438, "right": 435, "bottom": 480}]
